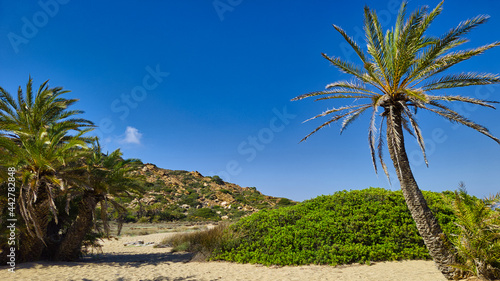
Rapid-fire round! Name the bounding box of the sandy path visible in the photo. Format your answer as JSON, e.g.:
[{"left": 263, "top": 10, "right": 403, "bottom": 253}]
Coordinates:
[{"left": 0, "top": 232, "right": 448, "bottom": 281}]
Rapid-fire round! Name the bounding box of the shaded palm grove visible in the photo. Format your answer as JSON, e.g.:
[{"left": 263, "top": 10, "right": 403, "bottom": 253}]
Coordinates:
[
  {"left": 293, "top": 1, "right": 499, "bottom": 279},
  {"left": 0, "top": 78, "right": 144, "bottom": 262},
  {"left": 0, "top": 78, "right": 291, "bottom": 263}
]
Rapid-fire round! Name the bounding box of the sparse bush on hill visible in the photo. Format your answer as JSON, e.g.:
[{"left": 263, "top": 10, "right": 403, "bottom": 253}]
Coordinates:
[
  {"left": 121, "top": 165, "right": 289, "bottom": 223},
  {"left": 219, "top": 189, "right": 231, "bottom": 194},
  {"left": 212, "top": 175, "right": 224, "bottom": 185},
  {"left": 211, "top": 188, "right": 457, "bottom": 266},
  {"left": 188, "top": 208, "right": 220, "bottom": 221},
  {"left": 277, "top": 198, "right": 293, "bottom": 206},
  {"left": 179, "top": 193, "right": 200, "bottom": 208}
]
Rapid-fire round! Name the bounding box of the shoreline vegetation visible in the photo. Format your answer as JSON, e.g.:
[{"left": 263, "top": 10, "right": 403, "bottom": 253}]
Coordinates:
[
  {"left": 0, "top": 186, "right": 497, "bottom": 281},
  {"left": 1, "top": 1, "right": 500, "bottom": 280},
  {"left": 0, "top": 228, "right": 450, "bottom": 281}
]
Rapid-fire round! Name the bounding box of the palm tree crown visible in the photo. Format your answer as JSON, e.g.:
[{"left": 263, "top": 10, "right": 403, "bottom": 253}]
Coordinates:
[
  {"left": 0, "top": 77, "right": 94, "bottom": 242},
  {"left": 292, "top": 1, "right": 500, "bottom": 179}
]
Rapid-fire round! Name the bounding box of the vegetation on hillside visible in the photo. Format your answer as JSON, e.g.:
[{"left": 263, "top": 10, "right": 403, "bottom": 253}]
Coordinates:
[{"left": 112, "top": 163, "right": 295, "bottom": 224}]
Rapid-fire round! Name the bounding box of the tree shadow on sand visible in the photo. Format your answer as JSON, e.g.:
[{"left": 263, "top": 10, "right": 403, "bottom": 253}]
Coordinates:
[
  {"left": 14, "top": 251, "right": 195, "bottom": 269},
  {"left": 2, "top": 251, "right": 227, "bottom": 281},
  {"left": 92, "top": 276, "right": 202, "bottom": 281},
  {"left": 82, "top": 251, "right": 196, "bottom": 267}
]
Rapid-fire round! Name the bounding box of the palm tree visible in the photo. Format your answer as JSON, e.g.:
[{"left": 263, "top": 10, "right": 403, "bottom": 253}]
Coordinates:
[
  {"left": 53, "top": 143, "right": 143, "bottom": 261},
  {"left": 0, "top": 78, "right": 94, "bottom": 262},
  {"left": 292, "top": 1, "right": 499, "bottom": 279},
  {"left": 450, "top": 184, "right": 500, "bottom": 279}
]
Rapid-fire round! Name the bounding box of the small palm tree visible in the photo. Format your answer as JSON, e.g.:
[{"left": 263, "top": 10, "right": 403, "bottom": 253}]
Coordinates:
[
  {"left": 0, "top": 78, "right": 93, "bottom": 262},
  {"left": 292, "top": 1, "right": 499, "bottom": 279},
  {"left": 54, "top": 142, "right": 143, "bottom": 261},
  {"left": 450, "top": 184, "right": 500, "bottom": 280}
]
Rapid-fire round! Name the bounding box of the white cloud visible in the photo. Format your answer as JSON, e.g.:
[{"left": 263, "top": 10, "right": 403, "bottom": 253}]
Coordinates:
[{"left": 121, "top": 126, "right": 142, "bottom": 145}]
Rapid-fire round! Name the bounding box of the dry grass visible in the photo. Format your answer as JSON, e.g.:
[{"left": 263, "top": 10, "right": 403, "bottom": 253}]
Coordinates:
[
  {"left": 157, "top": 222, "right": 231, "bottom": 261},
  {"left": 107, "top": 221, "right": 210, "bottom": 237}
]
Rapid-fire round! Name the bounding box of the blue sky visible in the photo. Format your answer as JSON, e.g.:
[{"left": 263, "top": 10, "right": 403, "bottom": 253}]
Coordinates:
[{"left": 1, "top": 0, "right": 499, "bottom": 201}]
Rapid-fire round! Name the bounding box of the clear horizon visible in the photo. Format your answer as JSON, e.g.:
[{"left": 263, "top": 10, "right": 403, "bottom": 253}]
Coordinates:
[{"left": 1, "top": 0, "right": 499, "bottom": 201}]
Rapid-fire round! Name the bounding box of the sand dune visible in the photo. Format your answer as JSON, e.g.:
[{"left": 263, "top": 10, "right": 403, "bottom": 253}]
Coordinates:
[{"left": 1, "top": 232, "right": 448, "bottom": 281}]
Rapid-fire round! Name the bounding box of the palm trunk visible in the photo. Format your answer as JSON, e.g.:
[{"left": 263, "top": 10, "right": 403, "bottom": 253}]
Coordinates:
[
  {"left": 0, "top": 201, "right": 46, "bottom": 264},
  {"left": 18, "top": 194, "right": 52, "bottom": 262},
  {"left": 53, "top": 194, "right": 97, "bottom": 261},
  {"left": 386, "top": 109, "right": 457, "bottom": 280}
]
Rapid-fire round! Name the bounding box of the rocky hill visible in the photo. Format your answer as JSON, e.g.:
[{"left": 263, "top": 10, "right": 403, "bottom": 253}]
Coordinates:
[{"left": 121, "top": 163, "right": 294, "bottom": 222}]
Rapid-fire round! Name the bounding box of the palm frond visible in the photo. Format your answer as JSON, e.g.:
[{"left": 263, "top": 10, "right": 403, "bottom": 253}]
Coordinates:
[
  {"left": 303, "top": 104, "right": 367, "bottom": 123},
  {"left": 424, "top": 101, "right": 500, "bottom": 144},
  {"left": 332, "top": 24, "right": 368, "bottom": 64},
  {"left": 292, "top": 90, "right": 373, "bottom": 102},
  {"left": 404, "top": 14, "right": 491, "bottom": 87},
  {"left": 428, "top": 94, "right": 497, "bottom": 109},
  {"left": 321, "top": 53, "right": 368, "bottom": 82},
  {"left": 401, "top": 102, "right": 428, "bottom": 166},
  {"left": 340, "top": 105, "right": 371, "bottom": 134},
  {"left": 325, "top": 81, "right": 377, "bottom": 94},
  {"left": 423, "top": 73, "right": 500, "bottom": 90},
  {"left": 411, "top": 42, "right": 500, "bottom": 84},
  {"left": 300, "top": 109, "right": 359, "bottom": 142},
  {"left": 368, "top": 108, "right": 378, "bottom": 174},
  {"left": 364, "top": 6, "right": 390, "bottom": 88}
]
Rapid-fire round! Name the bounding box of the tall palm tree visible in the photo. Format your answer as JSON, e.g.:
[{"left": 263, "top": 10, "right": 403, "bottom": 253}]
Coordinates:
[
  {"left": 292, "top": 1, "right": 499, "bottom": 279},
  {"left": 54, "top": 143, "right": 143, "bottom": 261},
  {"left": 0, "top": 78, "right": 93, "bottom": 262}
]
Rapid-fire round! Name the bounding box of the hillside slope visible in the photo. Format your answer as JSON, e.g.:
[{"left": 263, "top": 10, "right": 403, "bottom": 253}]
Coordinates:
[{"left": 121, "top": 163, "right": 294, "bottom": 222}]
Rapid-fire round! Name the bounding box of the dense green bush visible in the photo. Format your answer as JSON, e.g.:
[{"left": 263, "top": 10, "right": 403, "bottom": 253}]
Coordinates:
[
  {"left": 277, "top": 198, "right": 293, "bottom": 206},
  {"left": 179, "top": 193, "right": 200, "bottom": 207},
  {"left": 189, "top": 208, "right": 220, "bottom": 220},
  {"left": 212, "top": 188, "right": 457, "bottom": 266},
  {"left": 212, "top": 175, "right": 224, "bottom": 185}
]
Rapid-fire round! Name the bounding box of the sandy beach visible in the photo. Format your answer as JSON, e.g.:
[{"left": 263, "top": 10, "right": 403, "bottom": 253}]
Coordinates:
[{"left": 0, "top": 231, "right": 449, "bottom": 281}]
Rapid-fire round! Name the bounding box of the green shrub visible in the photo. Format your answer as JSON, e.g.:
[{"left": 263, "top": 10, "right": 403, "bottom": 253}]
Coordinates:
[
  {"left": 137, "top": 216, "right": 150, "bottom": 223},
  {"left": 211, "top": 188, "right": 457, "bottom": 266},
  {"left": 277, "top": 198, "right": 293, "bottom": 206},
  {"left": 168, "top": 170, "right": 190, "bottom": 176},
  {"left": 449, "top": 187, "right": 500, "bottom": 280},
  {"left": 179, "top": 193, "right": 200, "bottom": 207},
  {"left": 234, "top": 194, "right": 247, "bottom": 204},
  {"left": 188, "top": 208, "right": 220, "bottom": 221},
  {"left": 124, "top": 213, "right": 138, "bottom": 223},
  {"left": 230, "top": 210, "right": 247, "bottom": 220},
  {"left": 212, "top": 175, "right": 224, "bottom": 185},
  {"left": 189, "top": 182, "right": 204, "bottom": 189},
  {"left": 255, "top": 202, "right": 270, "bottom": 210}
]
